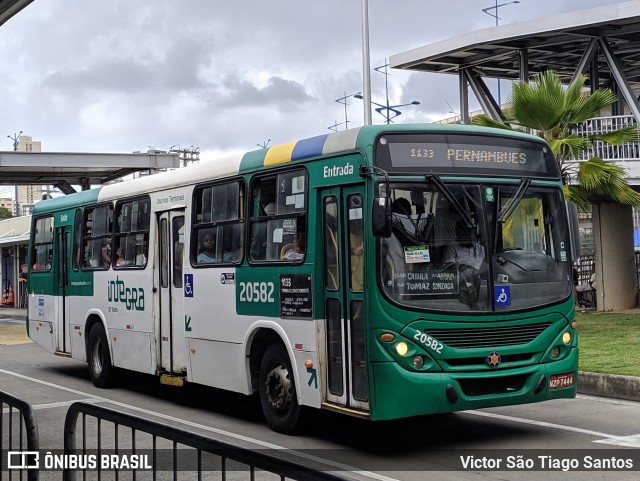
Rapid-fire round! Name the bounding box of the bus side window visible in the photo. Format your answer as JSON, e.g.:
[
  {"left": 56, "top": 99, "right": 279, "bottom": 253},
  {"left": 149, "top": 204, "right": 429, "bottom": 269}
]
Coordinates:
[
  {"left": 348, "top": 194, "right": 364, "bottom": 292},
  {"left": 193, "top": 180, "right": 244, "bottom": 266},
  {"left": 114, "top": 197, "right": 151, "bottom": 269},
  {"left": 72, "top": 209, "right": 83, "bottom": 271},
  {"left": 83, "top": 204, "right": 113, "bottom": 271},
  {"left": 31, "top": 215, "right": 54, "bottom": 272},
  {"left": 248, "top": 169, "right": 307, "bottom": 264}
]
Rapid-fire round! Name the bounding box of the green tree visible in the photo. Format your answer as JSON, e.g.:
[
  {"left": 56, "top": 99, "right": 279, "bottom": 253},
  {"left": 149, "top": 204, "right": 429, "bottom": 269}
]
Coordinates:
[
  {"left": 472, "top": 70, "right": 640, "bottom": 209},
  {"left": 0, "top": 207, "right": 12, "bottom": 220}
]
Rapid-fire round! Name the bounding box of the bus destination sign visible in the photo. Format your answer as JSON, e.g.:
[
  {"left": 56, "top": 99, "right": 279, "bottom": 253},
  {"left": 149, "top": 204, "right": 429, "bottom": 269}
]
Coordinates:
[
  {"left": 389, "top": 142, "right": 547, "bottom": 173},
  {"left": 375, "top": 133, "right": 559, "bottom": 178}
]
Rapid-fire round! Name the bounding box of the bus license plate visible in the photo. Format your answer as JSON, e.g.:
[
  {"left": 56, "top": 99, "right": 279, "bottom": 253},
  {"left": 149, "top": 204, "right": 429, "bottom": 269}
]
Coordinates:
[{"left": 549, "top": 373, "right": 575, "bottom": 389}]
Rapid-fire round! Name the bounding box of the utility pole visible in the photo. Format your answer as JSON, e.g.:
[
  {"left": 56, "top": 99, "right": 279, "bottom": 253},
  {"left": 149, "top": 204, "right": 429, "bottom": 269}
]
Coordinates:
[
  {"left": 169, "top": 144, "right": 200, "bottom": 168},
  {"left": 7, "top": 131, "right": 22, "bottom": 216}
]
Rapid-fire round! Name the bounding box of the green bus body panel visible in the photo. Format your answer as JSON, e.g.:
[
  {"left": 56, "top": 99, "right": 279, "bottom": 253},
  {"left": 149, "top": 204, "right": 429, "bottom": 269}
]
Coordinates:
[
  {"left": 30, "top": 193, "right": 98, "bottom": 298},
  {"left": 32, "top": 188, "right": 102, "bottom": 215}
]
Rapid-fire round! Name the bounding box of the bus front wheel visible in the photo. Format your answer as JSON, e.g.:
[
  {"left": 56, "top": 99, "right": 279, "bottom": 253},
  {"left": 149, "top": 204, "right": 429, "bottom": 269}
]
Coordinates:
[
  {"left": 259, "top": 344, "right": 300, "bottom": 434},
  {"left": 88, "top": 323, "right": 115, "bottom": 388}
]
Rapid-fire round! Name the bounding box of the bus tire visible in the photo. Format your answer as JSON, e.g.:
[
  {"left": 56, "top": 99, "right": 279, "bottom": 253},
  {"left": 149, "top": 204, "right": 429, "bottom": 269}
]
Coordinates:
[
  {"left": 88, "top": 323, "right": 115, "bottom": 388},
  {"left": 259, "top": 343, "right": 300, "bottom": 434}
]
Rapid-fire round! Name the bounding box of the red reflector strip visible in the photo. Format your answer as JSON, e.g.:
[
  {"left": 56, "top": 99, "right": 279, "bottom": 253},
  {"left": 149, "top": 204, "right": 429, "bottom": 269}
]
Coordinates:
[{"left": 294, "top": 343, "right": 303, "bottom": 350}]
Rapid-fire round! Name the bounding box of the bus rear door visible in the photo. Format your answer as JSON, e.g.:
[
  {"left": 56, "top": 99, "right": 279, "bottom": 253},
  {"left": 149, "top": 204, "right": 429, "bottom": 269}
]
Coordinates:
[
  {"left": 54, "top": 225, "right": 72, "bottom": 354},
  {"left": 320, "top": 186, "right": 369, "bottom": 412},
  {"left": 157, "top": 210, "right": 187, "bottom": 375}
]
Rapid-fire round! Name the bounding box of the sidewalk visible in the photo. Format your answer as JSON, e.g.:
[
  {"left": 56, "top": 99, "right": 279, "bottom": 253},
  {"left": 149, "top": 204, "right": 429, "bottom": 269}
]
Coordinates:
[
  {"left": 1, "top": 307, "right": 639, "bottom": 403},
  {"left": 0, "top": 307, "right": 27, "bottom": 319}
]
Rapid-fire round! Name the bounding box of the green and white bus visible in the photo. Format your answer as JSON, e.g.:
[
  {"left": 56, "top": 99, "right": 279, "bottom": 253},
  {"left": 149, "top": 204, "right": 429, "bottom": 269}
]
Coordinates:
[{"left": 27, "top": 124, "right": 578, "bottom": 433}]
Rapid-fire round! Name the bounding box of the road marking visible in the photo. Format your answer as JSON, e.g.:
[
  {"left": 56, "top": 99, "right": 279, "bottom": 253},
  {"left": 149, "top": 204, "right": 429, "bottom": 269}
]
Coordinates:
[
  {"left": 594, "top": 434, "right": 640, "bottom": 447},
  {"left": 3, "top": 398, "right": 100, "bottom": 414},
  {"left": 464, "top": 410, "right": 640, "bottom": 447},
  {"left": 0, "top": 368, "right": 398, "bottom": 481}
]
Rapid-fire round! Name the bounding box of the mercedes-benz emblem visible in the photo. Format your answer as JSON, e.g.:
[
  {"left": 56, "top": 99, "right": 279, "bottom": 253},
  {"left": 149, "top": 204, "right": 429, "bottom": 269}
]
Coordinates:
[{"left": 486, "top": 351, "right": 501, "bottom": 368}]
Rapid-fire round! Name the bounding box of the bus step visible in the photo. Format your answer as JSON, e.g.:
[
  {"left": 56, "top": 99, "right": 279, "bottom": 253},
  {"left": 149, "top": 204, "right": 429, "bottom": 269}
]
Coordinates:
[
  {"left": 321, "top": 402, "right": 369, "bottom": 418},
  {"left": 159, "top": 374, "right": 185, "bottom": 387},
  {"left": 54, "top": 351, "right": 72, "bottom": 358}
]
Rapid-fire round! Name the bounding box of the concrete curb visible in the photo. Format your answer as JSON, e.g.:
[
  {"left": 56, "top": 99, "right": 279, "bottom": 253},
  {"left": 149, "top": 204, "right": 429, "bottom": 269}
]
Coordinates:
[{"left": 578, "top": 371, "right": 640, "bottom": 403}]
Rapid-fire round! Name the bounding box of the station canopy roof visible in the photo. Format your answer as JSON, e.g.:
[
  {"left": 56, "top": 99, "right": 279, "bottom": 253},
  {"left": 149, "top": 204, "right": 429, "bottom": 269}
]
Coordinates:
[
  {"left": 0, "top": 0, "right": 33, "bottom": 27},
  {"left": 390, "top": 1, "right": 640, "bottom": 86},
  {"left": 0, "top": 151, "right": 180, "bottom": 193}
]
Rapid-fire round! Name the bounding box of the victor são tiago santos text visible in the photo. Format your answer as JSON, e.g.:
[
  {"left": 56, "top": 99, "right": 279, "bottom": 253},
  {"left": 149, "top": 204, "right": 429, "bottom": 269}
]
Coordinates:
[{"left": 460, "top": 455, "right": 635, "bottom": 471}]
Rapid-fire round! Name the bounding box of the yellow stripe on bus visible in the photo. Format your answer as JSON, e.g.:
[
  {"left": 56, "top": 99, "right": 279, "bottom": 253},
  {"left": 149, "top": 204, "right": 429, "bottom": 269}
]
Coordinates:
[{"left": 264, "top": 142, "right": 296, "bottom": 166}]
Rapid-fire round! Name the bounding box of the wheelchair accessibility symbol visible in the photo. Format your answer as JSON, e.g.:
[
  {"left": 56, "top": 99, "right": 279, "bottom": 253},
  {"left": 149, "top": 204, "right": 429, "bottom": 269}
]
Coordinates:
[
  {"left": 494, "top": 285, "right": 511, "bottom": 307},
  {"left": 184, "top": 274, "right": 194, "bottom": 297}
]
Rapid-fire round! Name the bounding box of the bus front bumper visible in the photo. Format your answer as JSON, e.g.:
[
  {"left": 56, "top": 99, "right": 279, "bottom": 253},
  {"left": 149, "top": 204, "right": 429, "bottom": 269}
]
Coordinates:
[{"left": 370, "top": 347, "right": 577, "bottom": 421}]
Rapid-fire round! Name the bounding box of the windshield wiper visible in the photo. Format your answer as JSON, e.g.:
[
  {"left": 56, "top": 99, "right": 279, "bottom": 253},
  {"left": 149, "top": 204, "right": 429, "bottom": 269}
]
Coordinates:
[
  {"left": 497, "top": 178, "right": 531, "bottom": 223},
  {"left": 427, "top": 174, "right": 475, "bottom": 228}
]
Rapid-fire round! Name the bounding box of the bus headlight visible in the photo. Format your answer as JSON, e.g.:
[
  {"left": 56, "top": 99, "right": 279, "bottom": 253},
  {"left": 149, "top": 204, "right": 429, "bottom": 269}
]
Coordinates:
[
  {"left": 395, "top": 342, "right": 409, "bottom": 356},
  {"left": 550, "top": 346, "right": 560, "bottom": 358},
  {"left": 413, "top": 356, "right": 424, "bottom": 368},
  {"left": 562, "top": 332, "right": 571, "bottom": 344}
]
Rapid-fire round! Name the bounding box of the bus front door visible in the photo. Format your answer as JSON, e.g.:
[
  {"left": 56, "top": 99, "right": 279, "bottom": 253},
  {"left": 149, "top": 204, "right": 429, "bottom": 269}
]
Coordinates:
[
  {"left": 54, "top": 225, "right": 72, "bottom": 354},
  {"left": 158, "top": 210, "right": 187, "bottom": 375},
  {"left": 321, "top": 187, "right": 369, "bottom": 412}
]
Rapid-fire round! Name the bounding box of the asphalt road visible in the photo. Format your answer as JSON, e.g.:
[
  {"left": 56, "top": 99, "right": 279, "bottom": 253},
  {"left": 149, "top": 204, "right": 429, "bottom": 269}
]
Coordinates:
[{"left": 1, "top": 319, "right": 639, "bottom": 481}]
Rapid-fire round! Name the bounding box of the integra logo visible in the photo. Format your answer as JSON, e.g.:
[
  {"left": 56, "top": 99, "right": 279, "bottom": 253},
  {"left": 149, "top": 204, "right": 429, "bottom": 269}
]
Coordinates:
[
  {"left": 323, "top": 162, "right": 354, "bottom": 178},
  {"left": 107, "top": 277, "right": 145, "bottom": 311}
]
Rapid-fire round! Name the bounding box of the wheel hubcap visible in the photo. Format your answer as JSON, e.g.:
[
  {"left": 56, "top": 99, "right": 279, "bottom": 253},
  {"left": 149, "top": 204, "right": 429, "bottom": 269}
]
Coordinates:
[{"left": 265, "top": 363, "right": 292, "bottom": 412}]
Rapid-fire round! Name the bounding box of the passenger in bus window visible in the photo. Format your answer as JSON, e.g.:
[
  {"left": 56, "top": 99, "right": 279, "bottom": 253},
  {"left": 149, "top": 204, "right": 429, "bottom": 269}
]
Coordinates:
[
  {"left": 101, "top": 237, "right": 112, "bottom": 266},
  {"left": 442, "top": 222, "right": 484, "bottom": 271},
  {"left": 197, "top": 233, "right": 217, "bottom": 263},
  {"left": 136, "top": 240, "right": 148, "bottom": 266},
  {"left": 282, "top": 231, "right": 305, "bottom": 261},
  {"left": 83, "top": 244, "right": 98, "bottom": 268}
]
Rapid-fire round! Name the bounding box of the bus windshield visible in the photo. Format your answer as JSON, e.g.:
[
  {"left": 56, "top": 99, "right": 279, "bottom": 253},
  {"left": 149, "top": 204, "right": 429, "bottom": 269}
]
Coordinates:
[{"left": 379, "top": 181, "right": 572, "bottom": 312}]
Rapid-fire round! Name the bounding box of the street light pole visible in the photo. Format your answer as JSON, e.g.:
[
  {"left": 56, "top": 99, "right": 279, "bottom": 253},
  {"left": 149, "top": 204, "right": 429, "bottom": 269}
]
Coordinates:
[
  {"left": 355, "top": 95, "right": 420, "bottom": 124},
  {"left": 374, "top": 60, "right": 391, "bottom": 118},
  {"left": 335, "top": 92, "right": 362, "bottom": 130},
  {"left": 356, "top": 59, "right": 420, "bottom": 124},
  {"left": 7, "top": 131, "right": 22, "bottom": 217},
  {"left": 481, "top": 0, "right": 520, "bottom": 106},
  {"left": 361, "top": 0, "right": 372, "bottom": 125}
]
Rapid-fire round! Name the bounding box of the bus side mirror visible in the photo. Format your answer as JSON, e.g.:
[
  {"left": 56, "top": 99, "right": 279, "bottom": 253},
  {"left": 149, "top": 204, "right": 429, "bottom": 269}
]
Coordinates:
[
  {"left": 372, "top": 197, "right": 392, "bottom": 237},
  {"left": 567, "top": 201, "right": 581, "bottom": 260}
]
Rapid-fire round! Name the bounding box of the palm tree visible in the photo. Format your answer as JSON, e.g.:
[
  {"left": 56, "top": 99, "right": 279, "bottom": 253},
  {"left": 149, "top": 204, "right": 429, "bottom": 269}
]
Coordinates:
[{"left": 471, "top": 70, "right": 640, "bottom": 210}]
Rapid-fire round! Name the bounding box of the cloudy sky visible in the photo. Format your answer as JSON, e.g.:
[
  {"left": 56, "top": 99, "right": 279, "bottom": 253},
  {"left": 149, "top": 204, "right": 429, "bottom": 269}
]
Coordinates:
[{"left": 0, "top": 0, "right": 626, "bottom": 166}]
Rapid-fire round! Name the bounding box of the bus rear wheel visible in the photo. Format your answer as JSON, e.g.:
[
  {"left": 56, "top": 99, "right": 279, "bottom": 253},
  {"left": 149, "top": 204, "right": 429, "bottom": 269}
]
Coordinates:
[
  {"left": 259, "top": 344, "right": 300, "bottom": 434},
  {"left": 88, "top": 323, "right": 115, "bottom": 388}
]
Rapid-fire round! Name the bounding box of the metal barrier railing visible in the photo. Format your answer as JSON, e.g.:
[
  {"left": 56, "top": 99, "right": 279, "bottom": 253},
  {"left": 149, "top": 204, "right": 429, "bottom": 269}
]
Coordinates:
[
  {"left": 63, "top": 402, "right": 351, "bottom": 481},
  {"left": 0, "top": 390, "right": 39, "bottom": 481}
]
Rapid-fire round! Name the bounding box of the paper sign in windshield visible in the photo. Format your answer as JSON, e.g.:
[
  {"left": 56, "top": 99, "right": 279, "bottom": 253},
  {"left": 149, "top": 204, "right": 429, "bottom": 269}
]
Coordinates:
[{"left": 404, "top": 246, "right": 430, "bottom": 264}]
